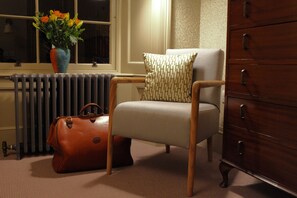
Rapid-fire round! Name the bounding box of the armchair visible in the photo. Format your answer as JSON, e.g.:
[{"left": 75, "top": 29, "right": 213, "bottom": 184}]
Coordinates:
[{"left": 107, "top": 48, "right": 224, "bottom": 196}]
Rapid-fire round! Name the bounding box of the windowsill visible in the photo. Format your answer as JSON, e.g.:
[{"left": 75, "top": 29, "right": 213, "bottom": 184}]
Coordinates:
[{"left": 0, "top": 63, "right": 118, "bottom": 75}]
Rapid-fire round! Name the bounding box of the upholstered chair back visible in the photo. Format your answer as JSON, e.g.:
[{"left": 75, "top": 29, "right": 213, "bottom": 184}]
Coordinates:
[{"left": 166, "top": 48, "right": 224, "bottom": 108}]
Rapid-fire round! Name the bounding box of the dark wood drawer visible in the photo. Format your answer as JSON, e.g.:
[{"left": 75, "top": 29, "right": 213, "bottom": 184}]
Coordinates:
[
  {"left": 228, "top": 22, "right": 297, "bottom": 62},
  {"left": 223, "top": 125, "right": 297, "bottom": 191},
  {"left": 229, "top": 0, "right": 297, "bottom": 29},
  {"left": 226, "top": 64, "right": 297, "bottom": 106},
  {"left": 225, "top": 97, "right": 297, "bottom": 149}
]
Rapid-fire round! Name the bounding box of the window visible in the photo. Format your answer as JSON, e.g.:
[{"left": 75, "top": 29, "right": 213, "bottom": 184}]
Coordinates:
[{"left": 0, "top": 0, "right": 116, "bottom": 71}]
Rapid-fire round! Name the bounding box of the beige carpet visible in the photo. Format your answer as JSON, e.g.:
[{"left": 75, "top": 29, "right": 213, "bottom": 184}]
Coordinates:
[{"left": 0, "top": 140, "right": 294, "bottom": 198}]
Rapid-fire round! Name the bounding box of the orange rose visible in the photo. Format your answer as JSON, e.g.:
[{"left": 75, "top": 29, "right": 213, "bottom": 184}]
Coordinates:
[
  {"left": 53, "top": 10, "right": 62, "bottom": 18},
  {"left": 61, "top": 12, "right": 70, "bottom": 20},
  {"left": 75, "top": 18, "right": 83, "bottom": 28},
  {"left": 75, "top": 18, "right": 80, "bottom": 25},
  {"left": 75, "top": 19, "right": 83, "bottom": 29},
  {"left": 41, "top": 16, "right": 49, "bottom": 23}
]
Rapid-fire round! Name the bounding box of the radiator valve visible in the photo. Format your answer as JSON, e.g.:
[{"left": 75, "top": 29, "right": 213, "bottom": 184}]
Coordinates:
[{"left": 2, "top": 141, "right": 16, "bottom": 157}]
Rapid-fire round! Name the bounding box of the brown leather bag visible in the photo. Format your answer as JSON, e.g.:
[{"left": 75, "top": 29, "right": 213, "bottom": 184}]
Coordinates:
[{"left": 47, "top": 103, "right": 133, "bottom": 173}]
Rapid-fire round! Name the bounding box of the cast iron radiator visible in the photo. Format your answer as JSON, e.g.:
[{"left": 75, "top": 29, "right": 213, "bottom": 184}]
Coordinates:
[{"left": 9, "top": 73, "right": 114, "bottom": 159}]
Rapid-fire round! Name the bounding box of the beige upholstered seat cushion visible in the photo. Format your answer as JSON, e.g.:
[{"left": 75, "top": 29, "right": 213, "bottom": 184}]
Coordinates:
[{"left": 112, "top": 101, "right": 219, "bottom": 148}]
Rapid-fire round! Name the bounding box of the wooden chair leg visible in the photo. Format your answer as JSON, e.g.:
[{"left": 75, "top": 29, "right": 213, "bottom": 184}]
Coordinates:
[
  {"left": 107, "top": 135, "right": 113, "bottom": 175},
  {"left": 187, "top": 144, "right": 196, "bottom": 197},
  {"left": 207, "top": 137, "right": 213, "bottom": 162},
  {"left": 165, "top": 144, "right": 170, "bottom": 153}
]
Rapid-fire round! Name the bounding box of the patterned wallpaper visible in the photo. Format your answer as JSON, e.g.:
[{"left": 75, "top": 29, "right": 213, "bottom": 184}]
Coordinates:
[
  {"left": 199, "top": 0, "right": 227, "bottom": 80},
  {"left": 170, "top": 0, "right": 200, "bottom": 48},
  {"left": 171, "top": 0, "right": 227, "bottom": 52},
  {"left": 199, "top": 0, "right": 227, "bottom": 51}
]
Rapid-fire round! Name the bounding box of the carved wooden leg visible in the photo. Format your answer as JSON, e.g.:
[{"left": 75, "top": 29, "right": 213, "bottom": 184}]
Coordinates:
[
  {"left": 219, "top": 161, "right": 233, "bottom": 188},
  {"left": 207, "top": 137, "right": 213, "bottom": 162},
  {"left": 165, "top": 144, "right": 170, "bottom": 153}
]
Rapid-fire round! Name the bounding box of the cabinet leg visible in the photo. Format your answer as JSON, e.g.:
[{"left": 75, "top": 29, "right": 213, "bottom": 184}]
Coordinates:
[{"left": 219, "top": 161, "right": 233, "bottom": 188}]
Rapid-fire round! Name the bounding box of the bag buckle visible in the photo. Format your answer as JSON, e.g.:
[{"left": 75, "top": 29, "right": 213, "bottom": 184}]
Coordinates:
[{"left": 65, "top": 117, "right": 73, "bottom": 129}]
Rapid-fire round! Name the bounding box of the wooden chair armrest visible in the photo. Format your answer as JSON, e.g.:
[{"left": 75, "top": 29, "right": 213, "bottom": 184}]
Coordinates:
[
  {"left": 111, "top": 76, "right": 146, "bottom": 84},
  {"left": 192, "top": 80, "right": 225, "bottom": 90},
  {"left": 109, "top": 76, "right": 146, "bottom": 116},
  {"left": 191, "top": 80, "right": 225, "bottom": 101},
  {"left": 191, "top": 79, "right": 225, "bottom": 109}
]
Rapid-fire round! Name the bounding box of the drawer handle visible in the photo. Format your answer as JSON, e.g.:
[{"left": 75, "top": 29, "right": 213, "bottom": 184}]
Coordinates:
[
  {"left": 242, "top": 33, "right": 249, "bottom": 50},
  {"left": 240, "top": 104, "right": 246, "bottom": 119},
  {"left": 240, "top": 69, "right": 247, "bottom": 85},
  {"left": 243, "top": 0, "right": 249, "bottom": 18},
  {"left": 237, "top": 141, "right": 244, "bottom": 156}
]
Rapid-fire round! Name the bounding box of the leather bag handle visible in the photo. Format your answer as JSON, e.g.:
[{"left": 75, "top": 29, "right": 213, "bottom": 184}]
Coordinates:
[
  {"left": 51, "top": 103, "right": 104, "bottom": 127},
  {"left": 78, "top": 103, "right": 104, "bottom": 119}
]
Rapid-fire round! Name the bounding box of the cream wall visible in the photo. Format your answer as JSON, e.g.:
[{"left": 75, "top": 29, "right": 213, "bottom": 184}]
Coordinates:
[
  {"left": 171, "top": 0, "right": 200, "bottom": 48},
  {"left": 118, "top": 0, "right": 171, "bottom": 74},
  {"left": 199, "top": 0, "right": 227, "bottom": 51},
  {"left": 171, "top": 0, "right": 226, "bottom": 61},
  {"left": 0, "top": 80, "right": 16, "bottom": 146}
]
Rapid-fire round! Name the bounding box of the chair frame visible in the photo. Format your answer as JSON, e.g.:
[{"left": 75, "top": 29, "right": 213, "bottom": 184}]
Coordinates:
[{"left": 107, "top": 76, "right": 224, "bottom": 197}]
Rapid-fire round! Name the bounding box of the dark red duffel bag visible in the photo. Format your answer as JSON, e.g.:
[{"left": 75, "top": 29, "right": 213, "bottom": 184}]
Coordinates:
[{"left": 47, "top": 103, "right": 133, "bottom": 173}]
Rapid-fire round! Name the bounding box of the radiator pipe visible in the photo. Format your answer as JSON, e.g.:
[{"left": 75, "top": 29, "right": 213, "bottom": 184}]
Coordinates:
[
  {"left": 0, "top": 75, "right": 11, "bottom": 80},
  {"left": 2, "top": 141, "right": 16, "bottom": 157}
]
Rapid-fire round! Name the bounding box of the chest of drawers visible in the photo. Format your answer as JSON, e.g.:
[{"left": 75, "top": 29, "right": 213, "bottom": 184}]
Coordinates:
[{"left": 220, "top": 0, "right": 297, "bottom": 196}]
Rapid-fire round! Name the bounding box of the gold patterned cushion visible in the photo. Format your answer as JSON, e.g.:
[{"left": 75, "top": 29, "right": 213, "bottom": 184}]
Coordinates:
[{"left": 141, "top": 52, "right": 197, "bottom": 102}]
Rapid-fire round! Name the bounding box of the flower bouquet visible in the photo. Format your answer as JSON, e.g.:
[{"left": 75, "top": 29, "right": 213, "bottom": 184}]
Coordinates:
[{"left": 33, "top": 10, "right": 85, "bottom": 72}]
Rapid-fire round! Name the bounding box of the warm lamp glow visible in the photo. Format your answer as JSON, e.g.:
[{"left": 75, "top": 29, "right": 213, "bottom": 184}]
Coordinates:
[{"left": 152, "top": 0, "right": 161, "bottom": 12}]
